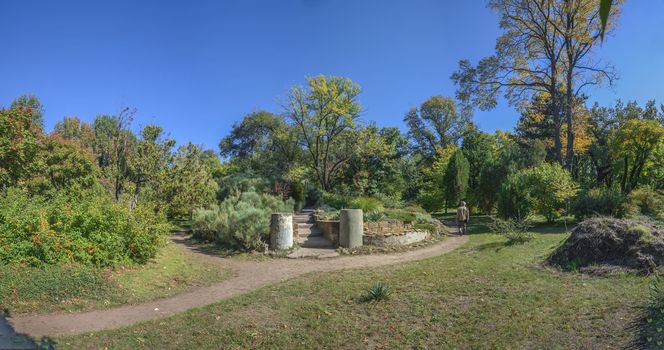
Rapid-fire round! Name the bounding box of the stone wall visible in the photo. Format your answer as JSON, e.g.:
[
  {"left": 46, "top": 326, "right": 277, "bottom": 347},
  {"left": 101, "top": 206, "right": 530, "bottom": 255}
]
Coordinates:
[
  {"left": 363, "top": 220, "right": 414, "bottom": 235},
  {"left": 363, "top": 230, "right": 429, "bottom": 246},
  {"left": 314, "top": 215, "right": 434, "bottom": 246},
  {"left": 315, "top": 218, "right": 340, "bottom": 243}
]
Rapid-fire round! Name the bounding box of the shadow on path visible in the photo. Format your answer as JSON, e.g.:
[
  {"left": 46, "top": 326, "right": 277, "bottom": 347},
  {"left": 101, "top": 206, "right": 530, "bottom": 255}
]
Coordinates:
[{"left": 0, "top": 314, "right": 54, "bottom": 350}]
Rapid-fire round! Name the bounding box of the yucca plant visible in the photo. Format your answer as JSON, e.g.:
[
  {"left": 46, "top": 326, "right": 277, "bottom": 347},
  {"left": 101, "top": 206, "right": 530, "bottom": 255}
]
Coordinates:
[{"left": 362, "top": 282, "right": 392, "bottom": 303}]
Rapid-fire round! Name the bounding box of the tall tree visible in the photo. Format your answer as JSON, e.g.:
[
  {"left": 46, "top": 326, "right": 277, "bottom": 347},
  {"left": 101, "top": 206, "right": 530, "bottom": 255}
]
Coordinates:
[
  {"left": 404, "top": 95, "right": 467, "bottom": 160},
  {"left": 285, "top": 75, "right": 362, "bottom": 191},
  {"left": 442, "top": 149, "right": 470, "bottom": 210},
  {"left": 168, "top": 143, "right": 218, "bottom": 218},
  {"left": 0, "top": 106, "right": 41, "bottom": 189},
  {"left": 555, "top": 0, "right": 621, "bottom": 168},
  {"left": 453, "top": 0, "right": 566, "bottom": 163},
  {"left": 128, "top": 125, "right": 175, "bottom": 209}
]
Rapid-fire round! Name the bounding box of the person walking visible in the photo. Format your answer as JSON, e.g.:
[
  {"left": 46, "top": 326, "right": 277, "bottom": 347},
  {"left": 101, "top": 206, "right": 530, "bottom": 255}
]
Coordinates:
[{"left": 456, "top": 201, "right": 469, "bottom": 235}]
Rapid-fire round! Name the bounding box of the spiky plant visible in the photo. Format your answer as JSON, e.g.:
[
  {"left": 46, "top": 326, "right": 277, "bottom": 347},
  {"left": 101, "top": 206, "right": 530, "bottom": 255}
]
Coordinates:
[{"left": 363, "top": 282, "right": 392, "bottom": 303}]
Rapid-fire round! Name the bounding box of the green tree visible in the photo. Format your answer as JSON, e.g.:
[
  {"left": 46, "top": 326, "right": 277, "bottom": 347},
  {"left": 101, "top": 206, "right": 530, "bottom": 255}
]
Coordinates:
[
  {"left": 442, "top": 149, "right": 470, "bottom": 211},
  {"left": 128, "top": 125, "right": 175, "bottom": 210},
  {"left": 219, "top": 110, "right": 300, "bottom": 182},
  {"left": 611, "top": 119, "right": 664, "bottom": 193},
  {"left": 167, "top": 143, "right": 218, "bottom": 219},
  {"left": 285, "top": 75, "right": 362, "bottom": 191},
  {"left": 0, "top": 106, "right": 41, "bottom": 189},
  {"left": 10, "top": 94, "right": 44, "bottom": 129},
  {"left": 404, "top": 95, "right": 467, "bottom": 160}
]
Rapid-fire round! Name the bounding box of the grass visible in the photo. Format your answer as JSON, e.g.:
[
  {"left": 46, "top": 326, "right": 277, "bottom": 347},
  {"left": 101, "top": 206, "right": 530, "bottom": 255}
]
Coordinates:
[
  {"left": 0, "top": 241, "right": 233, "bottom": 315},
  {"left": 58, "top": 222, "right": 653, "bottom": 349}
]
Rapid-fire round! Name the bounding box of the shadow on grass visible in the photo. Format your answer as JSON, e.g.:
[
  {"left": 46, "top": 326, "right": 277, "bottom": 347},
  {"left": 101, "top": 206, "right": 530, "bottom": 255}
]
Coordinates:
[
  {"left": 0, "top": 313, "right": 56, "bottom": 349},
  {"left": 625, "top": 278, "right": 664, "bottom": 350},
  {"left": 171, "top": 232, "right": 246, "bottom": 259}
]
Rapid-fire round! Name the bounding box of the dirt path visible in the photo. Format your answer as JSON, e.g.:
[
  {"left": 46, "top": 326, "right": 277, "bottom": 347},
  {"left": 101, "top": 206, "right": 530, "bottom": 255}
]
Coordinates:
[{"left": 10, "top": 235, "right": 468, "bottom": 338}]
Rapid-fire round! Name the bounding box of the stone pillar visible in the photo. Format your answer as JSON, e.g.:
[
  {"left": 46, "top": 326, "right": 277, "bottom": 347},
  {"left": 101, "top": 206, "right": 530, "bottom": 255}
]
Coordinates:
[
  {"left": 270, "top": 213, "right": 293, "bottom": 250},
  {"left": 340, "top": 209, "right": 363, "bottom": 248}
]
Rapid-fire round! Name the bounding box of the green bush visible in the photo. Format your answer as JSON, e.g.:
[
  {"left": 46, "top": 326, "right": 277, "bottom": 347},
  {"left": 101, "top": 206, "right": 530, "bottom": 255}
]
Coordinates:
[
  {"left": 364, "top": 211, "right": 386, "bottom": 222},
  {"left": 0, "top": 188, "right": 167, "bottom": 267},
  {"left": 192, "top": 191, "right": 294, "bottom": 250},
  {"left": 498, "top": 163, "right": 577, "bottom": 222},
  {"left": 349, "top": 197, "right": 384, "bottom": 212},
  {"left": 573, "top": 187, "right": 626, "bottom": 219},
  {"left": 625, "top": 186, "right": 663, "bottom": 218}
]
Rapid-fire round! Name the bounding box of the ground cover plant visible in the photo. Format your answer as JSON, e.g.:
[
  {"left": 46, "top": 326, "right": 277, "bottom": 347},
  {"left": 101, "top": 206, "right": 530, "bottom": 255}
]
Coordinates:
[
  {"left": 0, "top": 242, "right": 232, "bottom": 315},
  {"left": 58, "top": 224, "right": 652, "bottom": 349}
]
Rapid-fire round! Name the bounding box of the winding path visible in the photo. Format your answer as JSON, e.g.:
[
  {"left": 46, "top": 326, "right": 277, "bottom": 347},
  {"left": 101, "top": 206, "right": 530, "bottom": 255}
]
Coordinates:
[{"left": 10, "top": 234, "right": 468, "bottom": 338}]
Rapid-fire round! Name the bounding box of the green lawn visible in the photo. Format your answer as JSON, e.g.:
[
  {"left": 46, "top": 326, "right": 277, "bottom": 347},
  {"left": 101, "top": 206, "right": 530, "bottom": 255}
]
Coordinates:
[
  {"left": 58, "top": 223, "right": 652, "bottom": 349},
  {"left": 0, "top": 240, "right": 233, "bottom": 315}
]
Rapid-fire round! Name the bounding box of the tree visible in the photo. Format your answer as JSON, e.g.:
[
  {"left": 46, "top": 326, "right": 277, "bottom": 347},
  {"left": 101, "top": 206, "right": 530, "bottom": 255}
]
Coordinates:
[
  {"left": 404, "top": 95, "right": 467, "bottom": 160},
  {"left": 0, "top": 106, "right": 41, "bottom": 189},
  {"left": 91, "top": 109, "right": 136, "bottom": 201},
  {"left": 453, "top": 0, "right": 621, "bottom": 169},
  {"left": 11, "top": 95, "right": 44, "bottom": 129},
  {"left": 128, "top": 125, "right": 175, "bottom": 209},
  {"left": 53, "top": 116, "right": 94, "bottom": 149},
  {"left": 442, "top": 149, "right": 470, "bottom": 211},
  {"left": 461, "top": 127, "right": 496, "bottom": 212},
  {"left": 453, "top": 0, "right": 566, "bottom": 163},
  {"left": 167, "top": 143, "right": 218, "bottom": 218},
  {"left": 285, "top": 75, "right": 362, "bottom": 191},
  {"left": 31, "top": 135, "right": 99, "bottom": 192},
  {"left": 555, "top": 0, "right": 621, "bottom": 168},
  {"left": 611, "top": 119, "right": 664, "bottom": 193},
  {"left": 219, "top": 110, "right": 300, "bottom": 182}
]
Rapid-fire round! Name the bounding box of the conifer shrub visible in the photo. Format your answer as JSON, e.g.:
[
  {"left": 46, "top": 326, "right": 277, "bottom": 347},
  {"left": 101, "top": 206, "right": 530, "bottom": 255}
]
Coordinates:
[{"left": 192, "top": 191, "right": 294, "bottom": 250}]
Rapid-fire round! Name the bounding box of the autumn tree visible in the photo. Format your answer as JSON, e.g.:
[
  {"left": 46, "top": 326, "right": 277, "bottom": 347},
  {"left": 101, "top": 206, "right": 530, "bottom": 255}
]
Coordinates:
[
  {"left": 10, "top": 95, "right": 44, "bottom": 129},
  {"left": 0, "top": 106, "right": 41, "bottom": 189},
  {"left": 453, "top": 0, "right": 621, "bottom": 169}
]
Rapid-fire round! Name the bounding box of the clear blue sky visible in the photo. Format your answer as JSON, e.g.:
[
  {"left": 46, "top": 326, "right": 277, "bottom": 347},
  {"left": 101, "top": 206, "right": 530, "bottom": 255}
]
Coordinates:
[{"left": 1, "top": 0, "right": 663, "bottom": 150}]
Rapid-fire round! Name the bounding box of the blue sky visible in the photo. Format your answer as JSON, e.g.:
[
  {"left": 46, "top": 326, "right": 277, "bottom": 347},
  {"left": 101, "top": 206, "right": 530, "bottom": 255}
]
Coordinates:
[{"left": 1, "top": 0, "right": 663, "bottom": 150}]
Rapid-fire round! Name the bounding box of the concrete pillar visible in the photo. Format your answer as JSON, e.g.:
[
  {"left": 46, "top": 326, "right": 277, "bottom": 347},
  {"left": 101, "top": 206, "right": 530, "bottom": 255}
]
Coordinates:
[
  {"left": 270, "top": 213, "right": 293, "bottom": 250},
  {"left": 340, "top": 209, "right": 363, "bottom": 248}
]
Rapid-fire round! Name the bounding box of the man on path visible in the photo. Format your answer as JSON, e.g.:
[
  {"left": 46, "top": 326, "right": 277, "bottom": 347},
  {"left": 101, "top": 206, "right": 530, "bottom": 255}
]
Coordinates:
[{"left": 456, "top": 201, "right": 469, "bottom": 235}]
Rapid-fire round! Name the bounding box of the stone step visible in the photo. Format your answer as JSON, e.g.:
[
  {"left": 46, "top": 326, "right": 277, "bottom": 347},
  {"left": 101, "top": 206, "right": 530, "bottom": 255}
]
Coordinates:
[
  {"left": 293, "top": 216, "right": 313, "bottom": 224},
  {"left": 298, "top": 227, "right": 322, "bottom": 238},
  {"left": 300, "top": 208, "right": 315, "bottom": 213},
  {"left": 298, "top": 236, "right": 335, "bottom": 249}
]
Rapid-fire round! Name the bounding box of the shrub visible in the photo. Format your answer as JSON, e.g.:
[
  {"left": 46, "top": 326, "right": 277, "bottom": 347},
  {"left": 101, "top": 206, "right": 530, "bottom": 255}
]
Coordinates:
[
  {"left": 490, "top": 218, "right": 533, "bottom": 245},
  {"left": 0, "top": 188, "right": 167, "bottom": 267},
  {"left": 364, "top": 211, "right": 386, "bottom": 222},
  {"left": 383, "top": 208, "right": 417, "bottom": 222},
  {"left": 625, "top": 186, "right": 663, "bottom": 218},
  {"left": 498, "top": 163, "right": 577, "bottom": 223},
  {"left": 349, "top": 197, "right": 384, "bottom": 212},
  {"left": 573, "top": 187, "right": 626, "bottom": 219},
  {"left": 192, "top": 191, "right": 293, "bottom": 250},
  {"left": 413, "top": 223, "right": 440, "bottom": 235},
  {"left": 362, "top": 282, "right": 392, "bottom": 303}
]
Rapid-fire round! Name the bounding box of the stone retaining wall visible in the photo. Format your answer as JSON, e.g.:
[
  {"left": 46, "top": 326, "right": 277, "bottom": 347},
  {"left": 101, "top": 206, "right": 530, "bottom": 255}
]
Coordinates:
[
  {"left": 316, "top": 219, "right": 340, "bottom": 243},
  {"left": 314, "top": 214, "right": 434, "bottom": 246}
]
